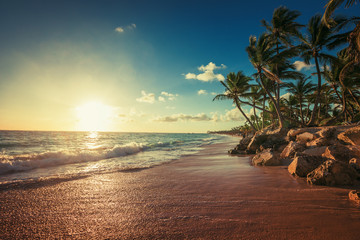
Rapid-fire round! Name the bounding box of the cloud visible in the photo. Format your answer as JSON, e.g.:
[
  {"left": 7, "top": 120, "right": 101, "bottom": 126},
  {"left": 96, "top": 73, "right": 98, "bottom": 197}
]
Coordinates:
[
  {"left": 185, "top": 62, "right": 226, "bottom": 82},
  {"left": 115, "top": 23, "right": 136, "bottom": 33},
  {"left": 197, "top": 89, "right": 207, "bottom": 95},
  {"left": 222, "top": 108, "right": 244, "bottom": 121},
  {"left": 136, "top": 90, "right": 155, "bottom": 103},
  {"left": 281, "top": 92, "right": 291, "bottom": 100},
  {"left": 154, "top": 113, "right": 214, "bottom": 122},
  {"left": 137, "top": 90, "right": 178, "bottom": 103},
  {"left": 161, "top": 91, "right": 178, "bottom": 101},
  {"left": 211, "top": 92, "right": 217, "bottom": 96},
  {"left": 293, "top": 61, "right": 315, "bottom": 71},
  {"left": 114, "top": 27, "right": 124, "bottom": 33}
]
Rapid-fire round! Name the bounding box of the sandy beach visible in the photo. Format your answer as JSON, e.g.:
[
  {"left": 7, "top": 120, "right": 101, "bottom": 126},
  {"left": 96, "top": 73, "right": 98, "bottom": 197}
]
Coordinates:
[{"left": 1, "top": 136, "right": 360, "bottom": 239}]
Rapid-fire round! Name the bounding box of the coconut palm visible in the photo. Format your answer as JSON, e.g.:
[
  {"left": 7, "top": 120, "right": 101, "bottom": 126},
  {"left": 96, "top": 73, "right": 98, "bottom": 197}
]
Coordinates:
[
  {"left": 246, "top": 33, "right": 286, "bottom": 129},
  {"left": 322, "top": 0, "right": 359, "bottom": 27},
  {"left": 285, "top": 77, "right": 316, "bottom": 126},
  {"left": 261, "top": 6, "right": 303, "bottom": 104},
  {"left": 297, "top": 14, "right": 341, "bottom": 126},
  {"left": 213, "top": 71, "right": 257, "bottom": 131},
  {"left": 242, "top": 85, "right": 262, "bottom": 130}
]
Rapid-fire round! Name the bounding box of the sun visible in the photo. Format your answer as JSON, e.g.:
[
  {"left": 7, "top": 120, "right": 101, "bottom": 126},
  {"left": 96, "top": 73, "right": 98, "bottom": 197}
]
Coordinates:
[{"left": 75, "top": 101, "right": 114, "bottom": 132}]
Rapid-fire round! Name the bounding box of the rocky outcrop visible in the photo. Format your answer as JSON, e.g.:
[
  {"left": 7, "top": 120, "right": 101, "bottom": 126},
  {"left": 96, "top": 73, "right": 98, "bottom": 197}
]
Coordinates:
[
  {"left": 288, "top": 155, "right": 325, "bottom": 177},
  {"left": 322, "top": 144, "right": 360, "bottom": 163},
  {"left": 318, "top": 127, "right": 336, "bottom": 138},
  {"left": 246, "top": 131, "right": 287, "bottom": 154},
  {"left": 349, "top": 190, "right": 360, "bottom": 204},
  {"left": 280, "top": 141, "right": 305, "bottom": 159},
  {"left": 252, "top": 148, "right": 281, "bottom": 166},
  {"left": 337, "top": 126, "right": 360, "bottom": 145},
  {"left": 307, "top": 160, "right": 358, "bottom": 186},
  {"left": 302, "top": 146, "right": 327, "bottom": 157},
  {"left": 305, "top": 137, "right": 329, "bottom": 147},
  {"left": 296, "top": 132, "right": 316, "bottom": 143},
  {"left": 349, "top": 158, "right": 360, "bottom": 172}
]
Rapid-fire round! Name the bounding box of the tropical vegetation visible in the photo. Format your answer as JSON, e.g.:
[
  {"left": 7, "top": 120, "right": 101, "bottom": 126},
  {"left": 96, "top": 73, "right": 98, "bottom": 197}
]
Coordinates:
[{"left": 214, "top": 1, "right": 360, "bottom": 132}]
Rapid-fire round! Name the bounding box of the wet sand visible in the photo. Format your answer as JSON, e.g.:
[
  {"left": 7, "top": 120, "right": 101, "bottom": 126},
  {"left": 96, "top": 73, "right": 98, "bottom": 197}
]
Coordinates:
[{"left": 1, "top": 137, "right": 360, "bottom": 239}]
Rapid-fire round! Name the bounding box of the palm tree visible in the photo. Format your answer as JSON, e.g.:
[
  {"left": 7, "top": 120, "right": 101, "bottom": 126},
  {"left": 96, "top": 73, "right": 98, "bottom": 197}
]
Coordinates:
[
  {"left": 246, "top": 33, "right": 286, "bottom": 129},
  {"left": 297, "top": 15, "right": 340, "bottom": 126},
  {"left": 261, "top": 6, "right": 303, "bottom": 105},
  {"left": 213, "top": 71, "right": 257, "bottom": 131},
  {"left": 243, "top": 85, "right": 262, "bottom": 130},
  {"left": 285, "top": 77, "right": 316, "bottom": 126},
  {"left": 322, "top": 0, "right": 359, "bottom": 27}
]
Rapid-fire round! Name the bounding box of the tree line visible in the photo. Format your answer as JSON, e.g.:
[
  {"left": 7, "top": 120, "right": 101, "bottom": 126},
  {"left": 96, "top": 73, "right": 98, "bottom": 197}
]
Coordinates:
[{"left": 214, "top": 0, "right": 360, "bottom": 133}]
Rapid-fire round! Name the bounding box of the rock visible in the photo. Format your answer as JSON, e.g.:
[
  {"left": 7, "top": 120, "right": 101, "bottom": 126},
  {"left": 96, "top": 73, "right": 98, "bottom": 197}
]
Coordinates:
[
  {"left": 288, "top": 155, "right": 326, "bottom": 177},
  {"left": 252, "top": 149, "right": 281, "bottom": 166},
  {"left": 318, "top": 127, "right": 336, "bottom": 138},
  {"left": 246, "top": 133, "right": 269, "bottom": 154},
  {"left": 307, "top": 160, "right": 358, "bottom": 186},
  {"left": 349, "top": 190, "right": 360, "bottom": 204},
  {"left": 305, "top": 137, "right": 329, "bottom": 147},
  {"left": 322, "top": 144, "right": 360, "bottom": 163},
  {"left": 287, "top": 129, "right": 306, "bottom": 138},
  {"left": 296, "top": 132, "right": 316, "bottom": 143},
  {"left": 302, "top": 146, "right": 327, "bottom": 157},
  {"left": 349, "top": 158, "right": 360, "bottom": 172},
  {"left": 337, "top": 126, "right": 360, "bottom": 145},
  {"left": 280, "top": 141, "right": 305, "bottom": 159}
]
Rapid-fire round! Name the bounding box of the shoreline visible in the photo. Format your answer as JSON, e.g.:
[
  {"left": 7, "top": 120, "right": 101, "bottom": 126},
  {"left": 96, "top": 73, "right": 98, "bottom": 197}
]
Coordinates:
[{"left": 1, "top": 136, "right": 360, "bottom": 239}]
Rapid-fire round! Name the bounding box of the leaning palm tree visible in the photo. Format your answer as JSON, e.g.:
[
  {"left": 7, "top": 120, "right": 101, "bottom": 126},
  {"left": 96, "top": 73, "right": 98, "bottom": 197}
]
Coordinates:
[
  {"left": 322, "top": 0, "right": 360, "bottom": 92},
  {"left": 285, "top": 77, "right": 316, "bottom": 126},
  {"left": 261, "top": 6, "right": 303, "bottom": 105},
  {"left": 246, "top": 33, "right": 286, "bottom": 129},
  {"left": 242, "top": 85, "right": 262, "bottom": 130},
  {"left": 297, "top": 15, "right": 340, "bottom": 126},
  {"left": 213, "top": 71, "right": 257, "bottom": 131}
]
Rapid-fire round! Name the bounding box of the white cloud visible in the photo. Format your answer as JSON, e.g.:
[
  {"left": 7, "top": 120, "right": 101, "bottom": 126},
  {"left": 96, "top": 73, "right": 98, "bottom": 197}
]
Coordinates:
[
  {"left": 211, "top": 92, "right": 217, "bottom": 96},
  {"left": 158, "top": 96, "right": 165, "bottom": 102},
  {"left": 293, "top": 61, "right": 315, "bottom": 71},
  {"left": 197, "top": 89, "right": 207, "bottom": 95},
  {"left": 223, "top": 108, "right": 244, "bottom": 121},
  {"left": 154, "top": 113, "right": 214, "bottom": 122},
  {"left": 114, "top": 27, "right": 124, "bottom": 33},
  {"left": 281, "top": 92, "right": 291, "bottom": 100},
  {"left": 136, "top": 90, "right": 155, "bottom": 104},
  {"left": 161, "top": 91, "right": 178, "bottom": 101},
  {"left": 128, "top": 23, "right": 136, "bottom": 29},
  {"left": 115, "top": 23, "right": 136, "bottom": 33},
  {"left": 185, "top": 62, "right": 226, "bottom": 82}
]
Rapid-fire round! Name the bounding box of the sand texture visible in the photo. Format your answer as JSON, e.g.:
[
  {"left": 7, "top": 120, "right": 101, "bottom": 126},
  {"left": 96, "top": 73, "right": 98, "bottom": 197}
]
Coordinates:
[{"left": 1, "top": 137, "right": 360, "bottom": 239}]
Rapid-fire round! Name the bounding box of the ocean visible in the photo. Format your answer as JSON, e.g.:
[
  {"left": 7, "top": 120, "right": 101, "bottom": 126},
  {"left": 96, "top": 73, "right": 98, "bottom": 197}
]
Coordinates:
[{"left": 0, "top": 131, "right": 228, "bottom": 185}]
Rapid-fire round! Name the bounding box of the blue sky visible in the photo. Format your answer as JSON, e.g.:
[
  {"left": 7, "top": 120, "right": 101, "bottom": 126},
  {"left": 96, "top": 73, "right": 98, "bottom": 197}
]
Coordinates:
[{"left": 0, "top": 0, "right": 358, "bottom": 132}]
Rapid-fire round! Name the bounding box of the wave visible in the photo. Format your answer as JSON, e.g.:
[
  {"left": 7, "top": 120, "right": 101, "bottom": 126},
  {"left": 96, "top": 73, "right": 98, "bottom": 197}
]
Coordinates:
[{"left": 0, "top": 142, "right": 144, "bottom": 175}]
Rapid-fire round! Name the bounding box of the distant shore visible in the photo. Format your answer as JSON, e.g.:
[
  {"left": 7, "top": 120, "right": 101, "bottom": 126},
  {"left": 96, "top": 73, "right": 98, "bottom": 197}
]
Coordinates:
[{"left": 1, "top": 136, "right": 360, "bottom": 239}]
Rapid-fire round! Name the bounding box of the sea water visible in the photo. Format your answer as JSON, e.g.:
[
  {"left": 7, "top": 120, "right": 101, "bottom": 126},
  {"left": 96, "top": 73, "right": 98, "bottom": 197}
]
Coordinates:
[{"left": 0, "top": 131, "right": 227, "bottom": 184}]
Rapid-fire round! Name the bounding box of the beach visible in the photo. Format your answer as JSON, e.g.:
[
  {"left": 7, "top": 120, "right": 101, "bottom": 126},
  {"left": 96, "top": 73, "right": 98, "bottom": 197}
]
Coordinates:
[{"left": 1, "top": 136, "right": 360, "bottom": 239}]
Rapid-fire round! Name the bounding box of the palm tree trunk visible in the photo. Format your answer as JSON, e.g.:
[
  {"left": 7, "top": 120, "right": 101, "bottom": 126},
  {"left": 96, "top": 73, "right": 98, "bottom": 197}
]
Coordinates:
[
  {"left": 262, "top": 96, "right": 266, "bottom": 129},
  {"left": 307, "top": 55, "right": 322, "bottom": 126},
  {"left": 258, "top": 68, "right": 284, "bottom": 129},
  {"left": 253, "top": 100, "right": 260, "bottom": 130},
  {"left": 299, "top": 97, "right": 305, "bottom": 127},
  {"left": 234, "top": 99, "right": 257, "bottom": 132},
  {"left": 348, "top": 89, "right": 360, "bottom": 110}
]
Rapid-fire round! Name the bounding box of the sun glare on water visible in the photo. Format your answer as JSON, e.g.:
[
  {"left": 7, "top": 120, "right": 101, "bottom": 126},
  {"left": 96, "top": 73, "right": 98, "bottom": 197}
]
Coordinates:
[{"left": 76, "top": 101, "right": 114, "bottom": 132}]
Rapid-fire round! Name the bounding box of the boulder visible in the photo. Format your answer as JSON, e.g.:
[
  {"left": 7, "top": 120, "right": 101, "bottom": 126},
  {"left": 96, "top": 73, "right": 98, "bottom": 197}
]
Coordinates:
[
  {"left": 305, "top": 137, "right": 329, "bottom": 147},
  {"left": 246, "top": 133, "right": 269, "bottom": 154},
  {"left": 296, "top": 132, "right": 316, "bottom": 143},
  {"left": 349, "top": 158, "right": 360, "bottom": 172},
  {"left": 318, "top": 127, "right": 336, "bottom": 138},
  {"left": 252, "top": 148, "right": 281, "bottom": 166},
  {"left": 349, "top": 190, "right": 360, "bottom": 204},
  {"left": 337, "top": 126, "right": 360, "bottom": 145},
  {"left": 280, "top": 141, "right": 305, "bottom": 159},
  {"left": 307, "top": 160, "right": 358, "bottom": 186},
  {"left": 322, "top": 144, "right": 360, "bottom": 163},
  {"left": 302, "top": 146, "right": 327, "bottom": 157},
  {"left": 287, "top": 129, "right": 306, "bottom": 138},
  {"left": 288, "top": 155, "right": 326, "bottom": 177}
]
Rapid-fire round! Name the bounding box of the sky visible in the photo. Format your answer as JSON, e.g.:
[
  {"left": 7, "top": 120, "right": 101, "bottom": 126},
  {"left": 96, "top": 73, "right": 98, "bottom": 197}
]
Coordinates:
[{"left": 0, "top": 0, "right": 358, "bottom": 133}]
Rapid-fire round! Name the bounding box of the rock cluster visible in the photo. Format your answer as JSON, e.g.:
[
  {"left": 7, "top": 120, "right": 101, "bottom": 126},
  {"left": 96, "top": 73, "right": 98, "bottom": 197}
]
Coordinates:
[{"left": 229, "top": 125, "right": 360, "bottom": 193}]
